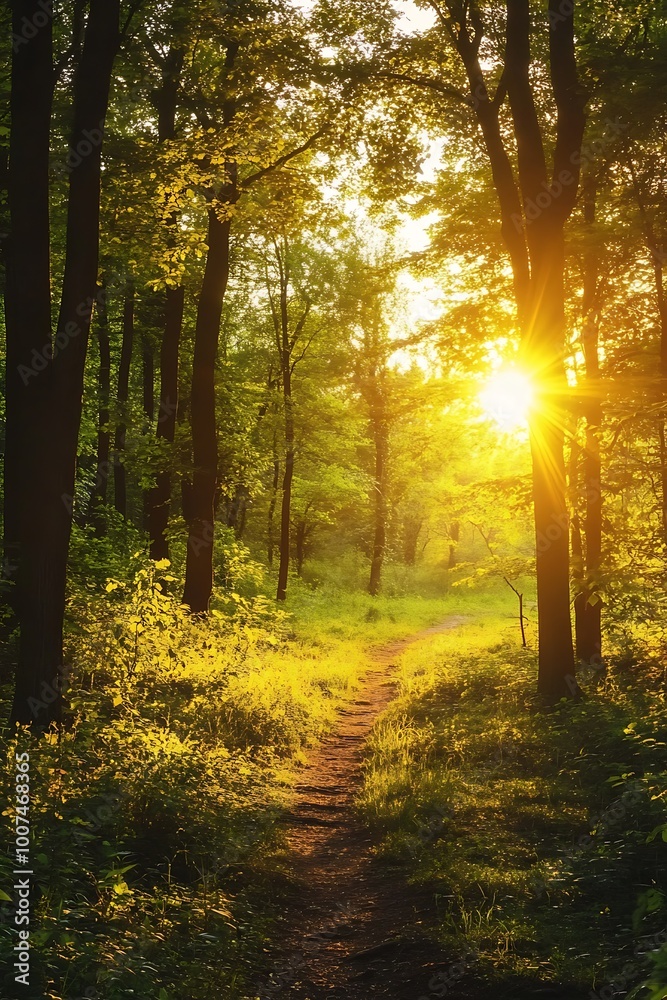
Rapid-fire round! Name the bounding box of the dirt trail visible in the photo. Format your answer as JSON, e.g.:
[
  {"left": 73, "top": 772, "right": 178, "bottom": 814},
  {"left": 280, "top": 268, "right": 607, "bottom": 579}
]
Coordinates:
[{"left": 252, "top": 616, "right": 469, "bottom": 1000}]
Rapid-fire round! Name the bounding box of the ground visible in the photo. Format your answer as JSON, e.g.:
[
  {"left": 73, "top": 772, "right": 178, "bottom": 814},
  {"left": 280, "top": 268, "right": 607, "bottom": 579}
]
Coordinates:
[{"left": 251, "top": 616, "right": 594, "bottom": 1000}]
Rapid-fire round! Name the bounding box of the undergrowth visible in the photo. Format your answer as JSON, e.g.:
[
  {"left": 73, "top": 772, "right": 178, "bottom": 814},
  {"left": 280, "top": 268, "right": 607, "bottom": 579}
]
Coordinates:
[
  {"left": 0, "top": 537, "right": 464, "bottom": 1000},
  {"left": 359, "top": 616, "right": 667, "bottom": 996}
]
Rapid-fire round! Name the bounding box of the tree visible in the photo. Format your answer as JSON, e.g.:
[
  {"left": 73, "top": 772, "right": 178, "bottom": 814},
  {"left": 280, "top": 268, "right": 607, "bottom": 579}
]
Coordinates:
[
  {"left": 375, "top": 0, "right": 586, "bottom": 697},
  {"left": 8, "top": 0, "right": 124, "bottom": 726},
  {"left": 114, "top": 282, "right": 134, "bottom": 519}
]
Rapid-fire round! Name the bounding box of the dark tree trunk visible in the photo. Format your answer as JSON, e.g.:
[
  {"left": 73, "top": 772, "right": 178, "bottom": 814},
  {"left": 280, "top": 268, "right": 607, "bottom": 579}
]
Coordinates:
[
  {"left": 368, "top": 390, "right": 388, "bottom": 597},
  {"left": 142, "top": 333, "right": 154, "bottom": 424},
  {"left": 3, "top": 0, "right": 54, "bottom": 622},
  {"left": 525, "top": 227, "right": 576, "bottom": 700},
  {"left": 149, "top": 285, "right": 184, "bottom": 560},
  {"left": 295, "top": 520, "right": 306, "bottom": 577},
  {"left": 504, "top": 0, "right": 583, "bottom": 699},
  {"left": 141, "top": 329, "right": 154, "bottom": 530},
  {"left": 448, "top": 520, "right": 460, "bottom": 568},
  {"left": 226, "top": 485, "right": 249, "bottom": 538},
  {"left": 146, "top": 46, "right": 185, "bottom": 561},
  {"left": 10, "top": 0, "right": 121, "bottom": 726},
  {"left": 89, "top": 281, "right": 112, "bottom": 534},
  {"left": 276, "top": 365, "right": 294, "bottom": 602},
  {"left": 267, "top": 432, "right": 279, "bottom": 568},
  {"left": 153, "top": 46, "right": 184, "bottom": 143},
  {"left": 182, "top": 41, "right": 237, "bottom": 613},
  {"left": 575, "top": 175, "right": 603, "bottom": 668},
  {"left": 182, "top": 208, "right": 233, "bottom": 612},
  {"left": 403, "top": 517, "right": 422, "bottom": 565},
  {"left": 114, "top": 284, "right": 134, "bottom": 519},
  {"left": 447, "top": 0, "right": 585, "bottom": 699}
]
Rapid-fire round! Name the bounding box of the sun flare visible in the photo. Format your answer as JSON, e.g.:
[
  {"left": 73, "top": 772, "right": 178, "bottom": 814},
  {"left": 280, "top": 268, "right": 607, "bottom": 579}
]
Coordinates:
[{"left": 479, "top": 368, "right": 533, "bottom": 432}]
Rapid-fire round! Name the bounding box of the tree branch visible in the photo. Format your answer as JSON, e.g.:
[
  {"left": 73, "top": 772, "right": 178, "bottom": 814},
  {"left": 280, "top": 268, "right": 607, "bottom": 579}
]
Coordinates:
[{"left": 241, "top": 125, "right": 332, "bottom": 189}]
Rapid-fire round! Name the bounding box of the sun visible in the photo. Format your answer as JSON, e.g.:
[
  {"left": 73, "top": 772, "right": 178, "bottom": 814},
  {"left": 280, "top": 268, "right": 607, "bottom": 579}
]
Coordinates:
[{"left": 478, "top": 367, "right": 533, "bottom": 432}]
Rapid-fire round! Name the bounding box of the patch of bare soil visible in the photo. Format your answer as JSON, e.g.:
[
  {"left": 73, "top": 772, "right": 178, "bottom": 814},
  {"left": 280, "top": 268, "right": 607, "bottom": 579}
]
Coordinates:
[{"left": 249, "top": 617, "right": 588, "bottom": 1000}]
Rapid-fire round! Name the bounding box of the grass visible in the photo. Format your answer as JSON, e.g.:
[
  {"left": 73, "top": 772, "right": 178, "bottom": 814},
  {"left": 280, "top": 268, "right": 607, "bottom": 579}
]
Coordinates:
[
  {"left": 7, "top": 551, "right": 664, "bottom": 999},
  {"left": 0, "top": 557, "right": 493, "bottom": 1000},
  {"left": 358, "top": 611, "right": 667, "bottom": 994}
]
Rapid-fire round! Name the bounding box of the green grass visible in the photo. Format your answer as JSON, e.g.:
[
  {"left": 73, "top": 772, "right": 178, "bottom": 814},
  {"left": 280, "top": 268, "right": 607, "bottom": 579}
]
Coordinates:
[
  {"left": 8, "top": 557, "right": 664, "bottom": 999},
  {"left": 0, "top": 563, "right": 511, "bottom": 1000},
  {"left": 358, "top": 613, "right": 667, "bottom": 993}
]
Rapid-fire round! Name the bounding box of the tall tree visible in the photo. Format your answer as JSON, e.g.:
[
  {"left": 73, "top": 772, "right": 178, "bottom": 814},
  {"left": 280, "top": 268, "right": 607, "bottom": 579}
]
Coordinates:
[
  {"left": 146, "top": 41, "right": 186, "bottom": 561},
  {"left": 380, "top": 0, "right": 587, "bottom": 697},
  {"left": 9, "top": 0, "right": 122, "bottom": 726},
  {"left": 573, "top": 172, "right": 603, "bottom": 669},
  {"left": 265, "top": 237, "right": 313, "bottom": 602},
  {"left": 89, "top": 279, "right": 112, "bottom": 534},
  {"left": 114, "top": 282, "right": 134, "bottom": 519},
  {"left": 3, "top": 0, "right": 54, "bottom": 619}
]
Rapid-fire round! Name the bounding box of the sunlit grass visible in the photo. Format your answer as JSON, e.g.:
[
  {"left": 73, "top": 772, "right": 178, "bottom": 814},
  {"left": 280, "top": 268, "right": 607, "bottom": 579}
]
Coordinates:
[{"left": 359, "top": 615, "right": 667, "bottom": 990}]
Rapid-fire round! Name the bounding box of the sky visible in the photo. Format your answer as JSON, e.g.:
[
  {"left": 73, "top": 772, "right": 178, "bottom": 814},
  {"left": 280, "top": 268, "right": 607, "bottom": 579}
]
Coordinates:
[{"left": 392, "top": 0, "right": 438, "bottom": 34}]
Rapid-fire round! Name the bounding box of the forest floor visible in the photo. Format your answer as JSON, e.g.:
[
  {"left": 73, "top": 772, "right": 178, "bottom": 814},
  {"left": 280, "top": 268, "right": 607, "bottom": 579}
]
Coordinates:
[
  {"left": 251, "top": 616, "right": 590, "bottom": 1000},
  {"left": 2, "top": 577, "right": 666, "bottom": 1000}
]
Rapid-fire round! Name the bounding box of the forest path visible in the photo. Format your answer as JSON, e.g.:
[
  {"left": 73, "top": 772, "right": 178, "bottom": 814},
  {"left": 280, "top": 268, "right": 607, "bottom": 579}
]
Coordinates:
[
  {"left": 251, "top": 615, "right": 470, "bottom": 1000},
  {"left": 250, "top": 614, "right": 590, "bottom": 1000}
]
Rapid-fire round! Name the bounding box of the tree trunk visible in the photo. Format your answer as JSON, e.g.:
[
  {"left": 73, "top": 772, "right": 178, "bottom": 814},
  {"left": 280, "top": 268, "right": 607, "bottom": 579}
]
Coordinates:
[
  {"left": 267, "top": 432, "right": 279, "bottom": 568},
  {"left": 276, "top": 364, "right": 294, "bottom": 602},
  {"left": 182, "top": 208, "right": 232, "bottom": 612},
  {"left": 295, "top": 520, "right": 306, "bottom": 577},
  {"left": 226, "top": 485, "right": 249, "bottom": 538},
  {"left": 445, "top": 0, "right": 584, "bottom": 697},
  {"left": 10, "top": 0, "right": 121, "bottom": 727},
  {"left": 525, "top": 228, "right": 576, "bottom": 700},
  {"left": 368, "top": 391, "right": 388, "bottom": 597},
  {"left": 182, "top": 39, "right": 237, "bottom": 613},
  {"left": 149, "top": 284, "right": 184, "bottom": 560},
  {"left": 504, "top": 0, "right": 585, "bottom": 697},
  {"left": 114, "top": 284, "right": 134, "bottom": 519},
  {"left": 403, "top": 517, "right": 422, "bottom": 565},
  {"left": 146, "top": 46, "right": 185, "bottom": 561},
  {"left": 89, "top": 281, "right": 112, "bottom": 535},
  {"left": 3, "top": 0, "right": 54, "bottom": 622},
  {"left": 142, "top": 333, "right": 154, "bottom": 424},
  {"left": 141, "top": 328, "right": 154, "bottom": 530},
  {"left": 448, "top": 520, "right": 460, "bottom": 568},
  {"left": 576, "top": 175, "right": 603, "bottom": 668}
]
